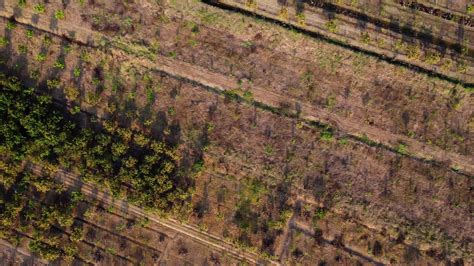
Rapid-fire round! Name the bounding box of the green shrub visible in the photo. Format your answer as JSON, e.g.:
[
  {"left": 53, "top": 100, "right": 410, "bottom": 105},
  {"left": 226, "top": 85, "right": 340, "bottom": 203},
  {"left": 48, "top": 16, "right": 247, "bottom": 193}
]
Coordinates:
[
  {"left": 28, "top": 240, "right": 61, "bottom": 261},
  {"left": 73, "top": 67, "right": 81, "bottom": 78},
  {"left": 0, "top": 37, "right": 9, "bottom": 47},
  {"left": 26, "top": 29, "right": 34, "bottom": 38},
  {"left": 35, "top": 52, "right": 46, "bottom": 62},
  {"left": 46, "top": 79, "right": 61, "bottom": 89},
  {"left": 467, "top": 4, "right": 473, "bottom": 14},
  {"left": 53, "top": 59, "right": 65, "bottom": 69},
  {"left": 320, "top": 127, "right": 334, "bottom": 142},
  {"left": 18, "top": 0, "right": 27, "bottom": 8},
  {"left": 33, "top": 4, "right": 46, "bottom": 14},
  {"left": 424, "top": 52, "right": 441, "bottom": 65},
  {"left": 69, "top": 227, "right": 84, "bottom": 242},
  {"left": 396, "top": 143, "right": 408, "bottom": 155},
  {"left": 314, "top": 207, "right": 327, "bottom": 221},
  {"left": 6, "top": 21, "right": 16, "bottom": 31},
  {"left": 325, "top": 20, "right": 338, "bottom": 33},
  {"left": 18, "top": 44, "right": 28, "bottom": 54},
  {"left": 54, "top": 10, "right": 65, "bottom": 20}
]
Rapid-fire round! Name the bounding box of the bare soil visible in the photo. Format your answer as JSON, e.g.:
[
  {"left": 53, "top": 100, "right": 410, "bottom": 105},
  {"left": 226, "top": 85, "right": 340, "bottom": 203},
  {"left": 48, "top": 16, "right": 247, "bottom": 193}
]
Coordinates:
[{"left": 0, "top": 0, "right": 472, "bottom": 265}]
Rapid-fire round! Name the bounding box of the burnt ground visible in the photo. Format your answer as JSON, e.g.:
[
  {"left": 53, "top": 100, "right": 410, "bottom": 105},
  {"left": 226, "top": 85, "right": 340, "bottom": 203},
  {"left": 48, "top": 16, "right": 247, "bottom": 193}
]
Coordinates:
[{"left": 0, "top": 0, "right": 473, "bottom": 265}]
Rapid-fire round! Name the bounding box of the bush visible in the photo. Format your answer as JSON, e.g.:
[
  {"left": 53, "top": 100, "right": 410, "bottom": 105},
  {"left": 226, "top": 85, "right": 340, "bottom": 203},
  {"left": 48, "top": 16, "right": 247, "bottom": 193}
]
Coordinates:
[
  {"left": 0, "top": 37, "right": 9, "bottom": 47},
  {"left": 70, "top": 227, "right": 84, "bottom": 242},
  {"left": 29, "top": 239, "right": 61, "bottom": 262},
  {"left": 325, "top": 20, "right": 338, "bottom": 33},
  {"left": 54, "top": 10, "right": 65, "bottom": 20},
  {"left": 35, "top": 52, "right": 46, "bottom": 62},
  {"left": 33, "top": 4, "right": 46, "bottom": 14}
]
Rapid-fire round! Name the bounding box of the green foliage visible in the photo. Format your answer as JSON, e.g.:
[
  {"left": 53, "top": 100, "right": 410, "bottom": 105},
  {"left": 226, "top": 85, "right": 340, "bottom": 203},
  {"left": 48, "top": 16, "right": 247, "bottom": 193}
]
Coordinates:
[
  {"left": 106, "top": 247, "right": 117, "bottom": 255},
  {"left": 18, "top": 44, "right": 28, "bottom": 54},
  {"left": 6, "top": 21, "right": 17, "bottom": 31},
  {"left": 325, "top": 20, "right": 338, "bottom": 33},
  {"left": 35, "top": 52, "right": 46, "bottom": 62},
  {"left": 73, "top": 67, "right": 81, "bottom": 78},
  {"left": 33, "top": 4, "right": 46, "bottom": 14},
  {"left": 360, "top": 32, "right": 370, "bottom": 44},
  {"left": 29, "top": 240, "right": 61, "bottom": 261},
  {"left": 53, "top": 59, "right": 65, "bottom": 69},
  {"left": 42, "top": 36, "right": 52, "bottom": 47},
  {"left": 425, "top": 52, "right": 441, "bottom": 65},
  {"left": 314, "top": 207, "right": 327, "bottom": 220},
  {"left": 320, "top": 127, "right": 334, "bottom": 142},
  {"left": 64, "top": 86, "right": 79, "bottom": 101},
  {"left": 0, "top": 166, "right": 85, "bottom": 262},
  {"left": 406, "top": 44, "right": 421, "bottom": 60},
  {"left": 26, "top": 29, "right": 34, "bottom": 38},
  {"left": 243, "top": 90, "right": 253, "bottom": 101},
  {"left": 46, "top": 79, "right": 61, "bottom": 89},
  {"left": 54, "top": 10, "right": 65, "bottom": 20},
  {"left": 167, "top": 106, "right": 176, "bottom": 116},
  {"left": 146, "top": 86, "right": 155, "bottom": 103},
  {"left": 63, "top": 245, "right": 78, "bottom": 262},
  {"left": 18, "top": 0, "right": 27, "bottom": 8},
  {"left": 359, "top": 133, "right": 377, "bottom": 146},
  {"left": 0, "top": 73, "right": 191, "bottom": 211},
  {"left": 467, "top": 4, "right": 473, "bottom": 14},
  {"left": 264, "top": 145, "right": 273, "bottom": 156},
  {"left": 168, "top": 51, "right": 177, "bottom": 58},
  {"left": 0, "top": 37, "right": 9, "bottom": 47},
  {"left": 396, "top": 142, "right": 408, "bottom": 155},
  {"left": 0, "top": 71, "right": 194, "bottom": 261},
  {"left": 70, "top": 105, "right": 81, "bottom": 114},
  {"left": 69, "top": 227, "right": 84, "bottom": 242},
  {"left": 70, "top": 191, "right": 84, "bottom": 203}
]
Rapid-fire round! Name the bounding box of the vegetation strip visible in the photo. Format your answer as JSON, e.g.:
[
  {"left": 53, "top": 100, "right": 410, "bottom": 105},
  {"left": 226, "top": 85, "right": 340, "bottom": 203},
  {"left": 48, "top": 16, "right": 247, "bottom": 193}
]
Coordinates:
[
  {"left": 0, "top": 1, "right": 472, "bottom": 174},
  {"left": 1, "top": 11, "right": 472, "bottom": 178},
  {"left": 202, "top": 0, "right": 474, "bottom": 87},
  {"left": 116, "top": 52, "right": 472, "bottom": 177},
  {"left": 6, "top": 14, "right": 472, "bottom": 177}
]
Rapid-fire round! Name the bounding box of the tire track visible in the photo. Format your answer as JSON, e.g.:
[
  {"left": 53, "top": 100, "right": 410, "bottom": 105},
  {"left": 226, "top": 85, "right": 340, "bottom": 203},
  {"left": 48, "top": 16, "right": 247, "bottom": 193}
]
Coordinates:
[
  {"left": 28, "top": 164, "right": 270, "bottom": 265},
  {"left": 204, "top": 0, "right": 474, "bottom": 86}
]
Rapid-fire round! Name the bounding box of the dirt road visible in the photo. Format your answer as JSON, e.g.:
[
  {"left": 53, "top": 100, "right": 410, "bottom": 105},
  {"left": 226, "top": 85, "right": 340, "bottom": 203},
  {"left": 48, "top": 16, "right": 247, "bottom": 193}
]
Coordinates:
[{"left": 28, "top": 164, "right": 272, "bottom": 265}]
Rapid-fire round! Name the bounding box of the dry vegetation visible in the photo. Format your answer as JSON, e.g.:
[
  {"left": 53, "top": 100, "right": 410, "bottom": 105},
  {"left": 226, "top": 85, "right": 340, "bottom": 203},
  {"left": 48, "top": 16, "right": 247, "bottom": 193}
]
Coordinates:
[{"left": 0, "top": 0, "right": 472, "bottom": 265}]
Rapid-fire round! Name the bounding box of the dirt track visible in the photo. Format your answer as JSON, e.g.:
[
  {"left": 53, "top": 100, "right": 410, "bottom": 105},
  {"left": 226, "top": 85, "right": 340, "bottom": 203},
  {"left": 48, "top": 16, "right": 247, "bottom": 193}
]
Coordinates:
[
  {"left": 0, "top": 1, "right": 472, "bottom": 264},
  {"left": 1, "top": 4, "right": 471, "bottom": 176},
  {"left": 27, "top": 164, "right": 272, "bottom": 265},
  {"left": 0, "top": 239, "right": 47, "bottom": 265},
  {"left": 209, "top": 0, "right": 474, "bottom": 85}
]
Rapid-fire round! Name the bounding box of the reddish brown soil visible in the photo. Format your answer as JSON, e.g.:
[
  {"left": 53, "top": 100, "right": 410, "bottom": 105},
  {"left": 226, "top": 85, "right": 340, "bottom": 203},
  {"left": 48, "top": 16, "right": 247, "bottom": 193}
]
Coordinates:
[{"left": 0, "top": 0, "right": 472, "bottom": 265}]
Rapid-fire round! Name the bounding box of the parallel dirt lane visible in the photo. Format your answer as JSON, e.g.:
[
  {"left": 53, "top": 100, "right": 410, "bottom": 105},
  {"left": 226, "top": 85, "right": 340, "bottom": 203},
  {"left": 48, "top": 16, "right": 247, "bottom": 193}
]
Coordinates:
[
  {"left": 1, "top": 4, "right": 472, "bottom": 176},
  {"left": 28, "top": 164, "right": 271, "bottom": 265}
]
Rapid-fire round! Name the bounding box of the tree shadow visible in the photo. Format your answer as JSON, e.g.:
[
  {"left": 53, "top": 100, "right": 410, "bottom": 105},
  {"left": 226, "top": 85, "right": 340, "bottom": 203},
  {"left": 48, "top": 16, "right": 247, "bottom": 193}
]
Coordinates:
[
  {"left": 13, "top": 6, "right": 22, "bottom": 17},
  {"left": 49, "top": 15, "right": 58, "bottom": 31},
  {"left": 296, "top": 0, "right": 304, "bottom": 15},
  {"left": 31, "top": 14, "right": 39, "bottom": 25}
]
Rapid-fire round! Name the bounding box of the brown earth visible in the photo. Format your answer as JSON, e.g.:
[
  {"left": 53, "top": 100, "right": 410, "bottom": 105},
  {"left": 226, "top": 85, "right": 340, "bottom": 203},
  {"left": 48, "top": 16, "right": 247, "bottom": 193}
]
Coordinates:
[{"left": 0, "top": 0, "right": 472, "bottom": 265}]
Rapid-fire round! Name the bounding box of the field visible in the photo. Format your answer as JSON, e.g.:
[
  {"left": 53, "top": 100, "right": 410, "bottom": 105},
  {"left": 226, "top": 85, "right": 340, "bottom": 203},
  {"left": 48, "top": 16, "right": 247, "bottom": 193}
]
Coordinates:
[{"left": 0, "top": 0, "right": 472, "bottom": 265}]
